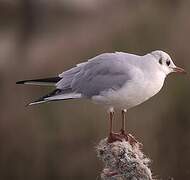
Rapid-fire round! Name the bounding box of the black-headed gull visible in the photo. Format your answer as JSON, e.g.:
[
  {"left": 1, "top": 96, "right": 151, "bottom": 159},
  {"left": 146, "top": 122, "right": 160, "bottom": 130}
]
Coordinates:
[{"left": 17, "top": 50, "right": 185, "bottom": 142}]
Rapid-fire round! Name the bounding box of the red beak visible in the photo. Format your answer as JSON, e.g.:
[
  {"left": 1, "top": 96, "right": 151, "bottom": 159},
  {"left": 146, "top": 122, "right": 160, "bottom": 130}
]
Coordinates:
[{"left": 172, "top": 67, "right": 186, "bottom": 74}]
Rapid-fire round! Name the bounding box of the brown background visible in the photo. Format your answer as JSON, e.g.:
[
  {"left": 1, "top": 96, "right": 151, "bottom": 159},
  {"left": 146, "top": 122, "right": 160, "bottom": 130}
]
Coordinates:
[{"left": 0, "top": 0, "right": 190, "bottom": 179}]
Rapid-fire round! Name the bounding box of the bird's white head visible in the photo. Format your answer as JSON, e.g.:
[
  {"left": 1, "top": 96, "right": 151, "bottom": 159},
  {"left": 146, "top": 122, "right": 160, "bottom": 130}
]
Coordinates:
[{"left": 150, "top": 50, "right": 185, "bottom": 75}]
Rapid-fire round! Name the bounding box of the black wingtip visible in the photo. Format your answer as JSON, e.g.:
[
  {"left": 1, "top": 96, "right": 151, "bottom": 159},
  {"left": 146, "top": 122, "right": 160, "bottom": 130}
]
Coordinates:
[
  {"left": 16, "top": 80, "right": 26, "bottom": 84},
  {"left": 16, "top": 77, "right": 62, "bottom": 85}
]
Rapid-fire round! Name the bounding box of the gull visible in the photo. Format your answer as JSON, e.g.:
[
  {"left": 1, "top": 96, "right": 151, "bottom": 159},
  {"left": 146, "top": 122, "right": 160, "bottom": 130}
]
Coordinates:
[{"left": 17, "top": 50, "right": 185, "bottom": 143}]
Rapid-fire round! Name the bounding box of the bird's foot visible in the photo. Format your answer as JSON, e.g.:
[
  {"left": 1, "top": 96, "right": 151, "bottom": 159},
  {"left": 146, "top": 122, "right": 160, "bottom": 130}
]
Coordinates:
[
  {"left": 107, "top": 132, "right": 123, "bottom": 143},
  {"left": 128, "top": 133, "right": 143, "bottom": 148},
  {"left": 120, "top": 130, "right": 143, "bottom": 148},
  {"left": 119, "top": 129, "right": 129, "bottom": 141},
  {"left": 107, "top": 131, "right": 143, "bottom": 148}
]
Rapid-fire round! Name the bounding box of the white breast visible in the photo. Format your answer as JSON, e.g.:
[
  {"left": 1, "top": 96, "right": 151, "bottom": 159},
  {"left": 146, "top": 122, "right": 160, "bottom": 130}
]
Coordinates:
[{"left": 92, "top": 71, "right": 166, "bottom": 109}]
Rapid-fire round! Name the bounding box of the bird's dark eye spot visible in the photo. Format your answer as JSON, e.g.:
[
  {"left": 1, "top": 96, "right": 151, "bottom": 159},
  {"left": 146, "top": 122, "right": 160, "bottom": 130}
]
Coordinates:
[
  {"left": 166, "top": 60, "right": 171, "bottom": 66},
  {"left": 159, "top": 58, "right": 162, "bottom": 65}
]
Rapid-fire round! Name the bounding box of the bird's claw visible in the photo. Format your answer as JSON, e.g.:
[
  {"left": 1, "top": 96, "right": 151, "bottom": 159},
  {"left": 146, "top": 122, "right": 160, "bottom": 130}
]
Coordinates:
[
  {"left": 127, "top": 133, "right": 143, "bottom": 148},
  {"left": 107, "top": 132, "right": 123, "bottom": 143},
  {"left": 119, "top": 129, "right": 129, "bottom": 141},
  {"left": 108, "top": 131, "right": 143, "bottom": 148}
]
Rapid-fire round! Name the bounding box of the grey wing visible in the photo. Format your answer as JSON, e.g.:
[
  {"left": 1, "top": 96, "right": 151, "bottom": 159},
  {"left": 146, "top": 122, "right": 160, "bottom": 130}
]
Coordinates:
[
  {"left": 57, "top": 53, "right": 133, "bottom": 97},
  {"left": 73, "top": 73, "right": 129, "bottom": 97}
]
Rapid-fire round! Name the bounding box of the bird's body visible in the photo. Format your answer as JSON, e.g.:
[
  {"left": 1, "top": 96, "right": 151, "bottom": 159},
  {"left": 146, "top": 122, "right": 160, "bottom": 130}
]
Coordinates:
[
  {"left": 17, "top": 50, "right": 185, "bottom": 143},
  {"left": 90, "top": 52, "right": 166, "bottom": 109},
  {"left": 18, "top": 51, "right": 178, "bottom": 109}
]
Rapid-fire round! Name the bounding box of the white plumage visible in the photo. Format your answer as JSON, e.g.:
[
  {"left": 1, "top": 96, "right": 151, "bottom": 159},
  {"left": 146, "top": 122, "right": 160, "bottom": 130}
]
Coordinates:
[{"left": 17, "top": 50, "right": 185, "bottom": 109}]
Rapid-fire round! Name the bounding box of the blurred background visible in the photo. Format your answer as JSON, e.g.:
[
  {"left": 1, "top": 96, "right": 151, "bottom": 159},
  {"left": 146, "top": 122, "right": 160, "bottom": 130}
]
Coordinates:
[{"left": 0, "top": 0, "right": 189, "bottom": 179}]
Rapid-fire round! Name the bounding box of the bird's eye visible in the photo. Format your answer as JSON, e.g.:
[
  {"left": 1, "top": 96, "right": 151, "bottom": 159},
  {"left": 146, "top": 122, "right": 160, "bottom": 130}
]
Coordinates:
[
  {"left": 159, "top": 58, "right": 162, "bottom": 65},
  {"left": 166, "top": 60, "right": 171, "bottom": 66}
]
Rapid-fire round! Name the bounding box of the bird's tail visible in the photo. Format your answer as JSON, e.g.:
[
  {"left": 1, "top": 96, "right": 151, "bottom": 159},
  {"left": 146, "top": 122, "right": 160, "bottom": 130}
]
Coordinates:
[
  {"left": 27, "top": 89, "right": 82, "bottom": 106},
  {"left": 16, "top": 77, "right": 61, "bottom": 86}
]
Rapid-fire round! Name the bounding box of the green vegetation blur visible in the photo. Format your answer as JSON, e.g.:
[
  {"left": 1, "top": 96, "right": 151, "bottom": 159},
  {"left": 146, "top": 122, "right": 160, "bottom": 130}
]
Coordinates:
[{"left": 0, "top": 0, "right": 189, "bottom": 179}]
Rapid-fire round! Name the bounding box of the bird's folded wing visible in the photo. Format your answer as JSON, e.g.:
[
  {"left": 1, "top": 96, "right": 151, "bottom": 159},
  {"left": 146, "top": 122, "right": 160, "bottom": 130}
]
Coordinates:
[{"left": 57, "top": 53, "right": 138, "bottom": 97}]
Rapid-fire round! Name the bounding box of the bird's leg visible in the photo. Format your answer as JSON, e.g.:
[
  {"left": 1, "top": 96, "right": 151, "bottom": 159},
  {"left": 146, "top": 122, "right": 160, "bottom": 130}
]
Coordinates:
[
  {"left": 120, "top": 109, "right": 128, "bottom": 141},
  {"left": 109, "top": 110, "right": 114, "bottom": 134},
  {"left": 120, "top": 109, "right": 142, "bottom": 147},
  {"left": 121, "top": 109, "right": 127, "bottom": 135},
  {"left": 107, "top": 108, "right": 122, "bottom": 143}
]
